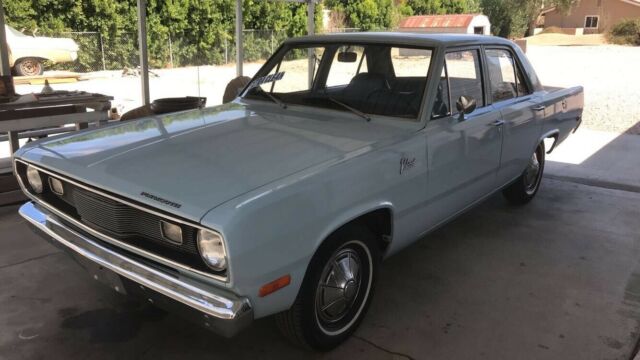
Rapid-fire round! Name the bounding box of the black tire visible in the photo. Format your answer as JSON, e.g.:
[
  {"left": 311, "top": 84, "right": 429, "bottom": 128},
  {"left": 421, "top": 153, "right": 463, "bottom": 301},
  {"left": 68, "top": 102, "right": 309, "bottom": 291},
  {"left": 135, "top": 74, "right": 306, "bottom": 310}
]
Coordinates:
[
  {"left": 14, "top": 58, "right": 44, "bottom": 76},
  {"left": 276, "top": 224, "right": 380, "bottom": 351},
  {"left": 502, "top": 142, "right": 545, "bottom": 205}
]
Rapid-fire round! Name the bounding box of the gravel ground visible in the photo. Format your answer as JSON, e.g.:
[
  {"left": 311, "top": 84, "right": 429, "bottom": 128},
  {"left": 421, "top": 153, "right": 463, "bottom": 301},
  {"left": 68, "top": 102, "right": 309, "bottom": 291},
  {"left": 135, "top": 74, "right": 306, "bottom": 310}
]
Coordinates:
[{"left": 526, "top": 45, "right": 640, "bottom": 135}]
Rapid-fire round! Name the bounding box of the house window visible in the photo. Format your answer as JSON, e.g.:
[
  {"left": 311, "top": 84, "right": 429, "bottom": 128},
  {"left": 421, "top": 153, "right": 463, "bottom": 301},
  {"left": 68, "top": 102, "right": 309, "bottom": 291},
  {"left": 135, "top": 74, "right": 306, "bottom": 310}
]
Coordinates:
[{"left": 585, "top": 16, "right": 599, "bottom": 28}]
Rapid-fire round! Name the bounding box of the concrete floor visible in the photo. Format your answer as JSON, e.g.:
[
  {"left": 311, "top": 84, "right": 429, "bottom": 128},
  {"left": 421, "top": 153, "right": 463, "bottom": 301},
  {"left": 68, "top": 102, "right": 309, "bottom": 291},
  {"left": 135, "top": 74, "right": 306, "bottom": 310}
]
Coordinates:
[{"left": 1, "top": 130, "right": 640, "bottom": 359}]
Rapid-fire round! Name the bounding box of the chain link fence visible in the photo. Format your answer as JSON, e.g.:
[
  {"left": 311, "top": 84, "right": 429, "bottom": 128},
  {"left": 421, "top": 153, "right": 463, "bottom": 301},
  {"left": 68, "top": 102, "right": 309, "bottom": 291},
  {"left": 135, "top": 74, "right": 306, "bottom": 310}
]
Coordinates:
[
  {"left": 46, "top": 31, "right": 139, "bottom": 72},
  {"left": 46, "top": 29, "right": 287, "bottom": 73},
  {"left": 44, "top": 28, "right": 361, "bottom": 74}
]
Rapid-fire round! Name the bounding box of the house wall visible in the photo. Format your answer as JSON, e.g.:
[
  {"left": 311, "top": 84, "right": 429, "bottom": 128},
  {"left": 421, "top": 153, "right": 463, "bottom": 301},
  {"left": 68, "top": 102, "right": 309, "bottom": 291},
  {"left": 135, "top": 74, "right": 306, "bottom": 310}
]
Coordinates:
[
  {"left": 545, "top": 0, "right": 640, "bottom": 32},
  {"left": 466, "top": 15, "right": 491, "bottom": 35}
]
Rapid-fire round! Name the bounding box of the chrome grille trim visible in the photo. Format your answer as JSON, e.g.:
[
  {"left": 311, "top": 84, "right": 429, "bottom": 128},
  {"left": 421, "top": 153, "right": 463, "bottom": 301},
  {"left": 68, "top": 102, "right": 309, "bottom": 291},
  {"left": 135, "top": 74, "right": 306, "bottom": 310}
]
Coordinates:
[{"left": 13, "top": 159, "right": 228, "bottom": 283}]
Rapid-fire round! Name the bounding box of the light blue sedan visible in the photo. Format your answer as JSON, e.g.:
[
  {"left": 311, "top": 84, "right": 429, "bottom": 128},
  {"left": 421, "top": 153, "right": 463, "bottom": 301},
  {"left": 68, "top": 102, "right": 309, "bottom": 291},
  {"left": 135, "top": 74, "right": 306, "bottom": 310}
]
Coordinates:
[{"left": 14, "top": 33, "right": 583, "bottom": 350}]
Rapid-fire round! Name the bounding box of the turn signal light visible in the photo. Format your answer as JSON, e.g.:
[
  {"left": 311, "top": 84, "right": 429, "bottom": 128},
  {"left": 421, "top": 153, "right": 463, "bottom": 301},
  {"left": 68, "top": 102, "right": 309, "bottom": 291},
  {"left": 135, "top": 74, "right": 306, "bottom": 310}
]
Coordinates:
[
  {"left": 49, "top": 177, "right": 64, "bottom": 195},
  {"left": 259, "top": 275, "right": 291, "bottom": 297}
]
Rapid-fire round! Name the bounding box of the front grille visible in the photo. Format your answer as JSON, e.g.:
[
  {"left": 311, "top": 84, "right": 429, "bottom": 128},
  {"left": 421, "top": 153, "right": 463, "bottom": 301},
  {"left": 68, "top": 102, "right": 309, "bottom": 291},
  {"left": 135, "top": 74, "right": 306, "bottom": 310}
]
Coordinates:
[
  {"left": 71, "top": 188, "right": 199, "bottom": 255},
  {"left": 15, "top": 161, "right": 215, "bottom": 274}
]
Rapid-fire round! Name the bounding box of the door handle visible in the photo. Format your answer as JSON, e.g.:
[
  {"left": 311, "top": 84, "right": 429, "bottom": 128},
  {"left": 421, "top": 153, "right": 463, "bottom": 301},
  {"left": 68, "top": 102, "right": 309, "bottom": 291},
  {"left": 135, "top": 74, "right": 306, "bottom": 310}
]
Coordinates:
[
  {"left": 532, "top": 105, "right": 545, "bottom": 111},
  {"left": 490, "top": 120, "right": 505, "bottom": 127}
]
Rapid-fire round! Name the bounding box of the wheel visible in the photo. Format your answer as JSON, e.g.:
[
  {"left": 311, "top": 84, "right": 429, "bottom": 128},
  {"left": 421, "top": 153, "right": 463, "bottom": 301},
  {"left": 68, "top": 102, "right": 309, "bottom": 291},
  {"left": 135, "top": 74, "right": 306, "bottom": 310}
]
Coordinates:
[
  {"left": 502, "top": 142, "right": 545, "bottom": 205},
  {"left": 14, "top": 58, "right": 44, "bottom": 76},
  {"left": 276, "top": 225, "right": 380, "bottom": 351}
]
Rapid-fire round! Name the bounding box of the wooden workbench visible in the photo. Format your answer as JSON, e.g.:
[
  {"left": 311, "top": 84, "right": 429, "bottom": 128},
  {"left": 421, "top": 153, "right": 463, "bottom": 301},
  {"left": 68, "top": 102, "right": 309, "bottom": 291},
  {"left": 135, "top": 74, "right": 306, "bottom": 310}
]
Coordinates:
[
  {"left": 0, "top": 91, "right": 112, "bottom": 205},
  {"left": 0, "top": 91, "right": 113, "bottom": 154}
]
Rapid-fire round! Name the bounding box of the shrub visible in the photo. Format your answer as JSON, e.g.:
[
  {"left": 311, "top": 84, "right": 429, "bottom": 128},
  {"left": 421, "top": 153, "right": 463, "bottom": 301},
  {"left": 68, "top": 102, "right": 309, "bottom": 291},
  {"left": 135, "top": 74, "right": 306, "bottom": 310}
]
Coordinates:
[{"left": 608, "top": 19, "right": 640, "bottom": 45}]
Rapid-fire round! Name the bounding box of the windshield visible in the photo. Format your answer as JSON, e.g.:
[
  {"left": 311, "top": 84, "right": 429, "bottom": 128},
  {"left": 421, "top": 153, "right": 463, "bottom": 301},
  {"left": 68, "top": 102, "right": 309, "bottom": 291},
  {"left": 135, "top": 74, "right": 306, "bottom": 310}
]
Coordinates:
[
  {"left": 6, "top": 26, "right": 27, "bottom": 37},
  {"left": 243, "top": 43, "right": 433, "bottom": 120}
]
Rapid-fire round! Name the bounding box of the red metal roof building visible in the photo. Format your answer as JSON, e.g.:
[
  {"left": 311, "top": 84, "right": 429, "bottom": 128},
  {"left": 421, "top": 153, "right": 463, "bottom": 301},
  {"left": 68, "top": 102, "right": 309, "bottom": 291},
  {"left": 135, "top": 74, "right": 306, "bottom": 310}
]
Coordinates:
[{"left": 398, "top": 14, "right": 491, "bottom": 35}]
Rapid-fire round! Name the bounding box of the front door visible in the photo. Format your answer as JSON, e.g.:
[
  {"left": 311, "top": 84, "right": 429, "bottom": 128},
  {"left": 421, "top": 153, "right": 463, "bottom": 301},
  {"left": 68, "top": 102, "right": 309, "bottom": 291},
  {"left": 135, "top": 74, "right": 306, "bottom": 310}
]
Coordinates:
[{"left": 424, "top": 48, "right": 503, "bottom": 227}]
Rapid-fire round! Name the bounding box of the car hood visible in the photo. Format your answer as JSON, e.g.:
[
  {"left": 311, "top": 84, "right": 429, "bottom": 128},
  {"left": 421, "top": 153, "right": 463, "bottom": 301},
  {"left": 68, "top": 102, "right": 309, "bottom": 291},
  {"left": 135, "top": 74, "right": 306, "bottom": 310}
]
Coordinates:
[{"left": 17, "top": 102, "right": 414, "bottom": 221}]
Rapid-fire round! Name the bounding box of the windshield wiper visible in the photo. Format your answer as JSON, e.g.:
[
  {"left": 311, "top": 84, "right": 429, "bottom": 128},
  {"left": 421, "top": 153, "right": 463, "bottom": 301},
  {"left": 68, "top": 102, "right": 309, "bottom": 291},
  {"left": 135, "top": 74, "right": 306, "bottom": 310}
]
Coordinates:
[
  {"left": 254, "top": 87, "right": 287, "bottom": 109},
  {"left": 326, "top": 96, "right": 371, "bottom": 122}
]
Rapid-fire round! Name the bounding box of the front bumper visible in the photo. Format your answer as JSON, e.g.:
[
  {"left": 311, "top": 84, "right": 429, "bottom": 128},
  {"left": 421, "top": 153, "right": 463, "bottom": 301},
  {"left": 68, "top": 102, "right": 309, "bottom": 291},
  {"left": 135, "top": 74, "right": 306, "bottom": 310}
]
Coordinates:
[{"left": 19, "top": 201, "right": 253, "bottom": 337}]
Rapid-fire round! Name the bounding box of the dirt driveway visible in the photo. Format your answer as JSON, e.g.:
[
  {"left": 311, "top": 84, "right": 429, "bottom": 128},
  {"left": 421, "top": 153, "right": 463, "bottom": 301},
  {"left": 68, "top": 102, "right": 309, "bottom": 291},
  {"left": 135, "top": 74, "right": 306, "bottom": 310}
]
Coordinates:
[{"left": 526, "top": 44, "right": 640, "bottom": 135}]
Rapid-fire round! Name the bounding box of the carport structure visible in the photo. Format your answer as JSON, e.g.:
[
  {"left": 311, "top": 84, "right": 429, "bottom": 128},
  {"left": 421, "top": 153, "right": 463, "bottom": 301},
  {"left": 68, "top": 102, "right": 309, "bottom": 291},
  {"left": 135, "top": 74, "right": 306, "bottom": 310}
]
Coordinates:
[{"left": 0, "top": 0, "right": 318, "bottom": 105}]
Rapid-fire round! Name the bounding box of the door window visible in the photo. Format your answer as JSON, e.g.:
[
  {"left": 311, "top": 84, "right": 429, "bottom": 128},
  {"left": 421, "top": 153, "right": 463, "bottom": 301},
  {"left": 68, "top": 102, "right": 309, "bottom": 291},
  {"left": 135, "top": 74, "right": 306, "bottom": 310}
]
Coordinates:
[
  {"left": 433, "top": 49, "right": 484, "bottom": 117},
  {"left": 486, "top": 48, "right": 530, "bottom": 103}
]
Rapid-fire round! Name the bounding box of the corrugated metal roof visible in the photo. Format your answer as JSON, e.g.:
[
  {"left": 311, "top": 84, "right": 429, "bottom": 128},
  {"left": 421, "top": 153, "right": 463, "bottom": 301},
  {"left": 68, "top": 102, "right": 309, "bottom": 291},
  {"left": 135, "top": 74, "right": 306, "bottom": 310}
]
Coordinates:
[{"left": 399, "top": 14, "right": 479, "bottom": 29}]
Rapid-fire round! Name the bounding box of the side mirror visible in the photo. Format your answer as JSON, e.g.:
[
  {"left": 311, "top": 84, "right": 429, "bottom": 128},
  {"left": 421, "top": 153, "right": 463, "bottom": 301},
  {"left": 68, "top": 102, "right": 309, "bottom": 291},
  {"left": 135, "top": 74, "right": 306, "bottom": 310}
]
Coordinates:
[
  {"left": 456, "top": 95, "right": 477, "bottom": 117},
  {"left": 337, "top": 51, "right": 358, "bottom": 63}
]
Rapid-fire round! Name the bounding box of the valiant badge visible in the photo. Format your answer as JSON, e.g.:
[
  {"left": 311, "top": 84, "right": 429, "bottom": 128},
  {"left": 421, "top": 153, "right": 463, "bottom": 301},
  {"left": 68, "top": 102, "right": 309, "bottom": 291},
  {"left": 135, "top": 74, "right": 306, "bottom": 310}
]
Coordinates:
[{"left": 400, "top": 156, "right": 416, "bottom": 174}]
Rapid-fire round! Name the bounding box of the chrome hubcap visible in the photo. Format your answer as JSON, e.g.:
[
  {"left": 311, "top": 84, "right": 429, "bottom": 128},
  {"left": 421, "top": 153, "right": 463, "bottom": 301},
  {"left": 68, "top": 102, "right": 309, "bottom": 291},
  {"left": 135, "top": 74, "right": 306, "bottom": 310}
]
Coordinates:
[
  {"left": 524, "top": 151, "right": 541, "bottom": 193},
  {"left": 315, "top": 248, "right": 362, "bottom": 324}
]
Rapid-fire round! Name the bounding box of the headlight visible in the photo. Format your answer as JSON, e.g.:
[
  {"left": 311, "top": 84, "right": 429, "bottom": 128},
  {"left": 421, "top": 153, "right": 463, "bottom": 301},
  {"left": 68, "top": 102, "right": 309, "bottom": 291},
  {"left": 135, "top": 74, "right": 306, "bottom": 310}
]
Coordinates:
[
  {"left": 26, "top": 165, "right": 44, "bottom": 193},
  {"left": 197, "top": 229, "right": 227, "bottom": 271}
]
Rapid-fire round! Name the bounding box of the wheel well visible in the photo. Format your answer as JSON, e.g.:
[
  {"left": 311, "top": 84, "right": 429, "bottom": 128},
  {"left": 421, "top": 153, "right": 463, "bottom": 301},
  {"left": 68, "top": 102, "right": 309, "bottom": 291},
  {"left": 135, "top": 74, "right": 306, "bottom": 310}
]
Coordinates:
[
  {"left": 543, "top": 133, "right": 558, "bottom": 154},
  {"left": 14, "top": 57, "right": 48, "bottom": 66},
  {"left": 297, "top": 208, "right": 393, "bottom": 298},
  {"left": 346, "top": 208, "right": 393, "bottom": 254}
]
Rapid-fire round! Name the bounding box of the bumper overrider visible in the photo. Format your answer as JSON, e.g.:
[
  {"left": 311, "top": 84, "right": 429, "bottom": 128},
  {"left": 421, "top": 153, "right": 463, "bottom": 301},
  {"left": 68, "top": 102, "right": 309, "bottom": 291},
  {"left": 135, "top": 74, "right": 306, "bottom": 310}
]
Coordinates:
[{"left": 19, "top": 201, "right": 253, "bottom": 337}]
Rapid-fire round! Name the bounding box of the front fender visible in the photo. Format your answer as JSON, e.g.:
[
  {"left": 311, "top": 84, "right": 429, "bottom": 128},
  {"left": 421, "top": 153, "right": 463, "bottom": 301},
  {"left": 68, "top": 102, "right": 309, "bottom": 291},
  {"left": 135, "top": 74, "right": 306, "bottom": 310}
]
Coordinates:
[
  {"left": 202, "top": 191, "right": 396, "bottom": 319},
  {"left": 200, "top": 133, "right": 424, "bottom": 319}
]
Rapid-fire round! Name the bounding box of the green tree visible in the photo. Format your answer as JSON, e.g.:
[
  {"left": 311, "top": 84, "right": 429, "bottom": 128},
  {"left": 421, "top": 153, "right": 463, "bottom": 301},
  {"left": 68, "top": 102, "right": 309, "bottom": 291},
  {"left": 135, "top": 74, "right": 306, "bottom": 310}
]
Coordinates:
[
  {"left": 326, "top": 0, "right": 411, "bottom": 30},
  {"left": 480, "top": 0, "right": 572, "bottom": 37},
  {"left": 407, "top": 0, "right": 480, "bottom": 15},
  {"left": 2, "top": 0, "right": 321, "bottom": 69}
]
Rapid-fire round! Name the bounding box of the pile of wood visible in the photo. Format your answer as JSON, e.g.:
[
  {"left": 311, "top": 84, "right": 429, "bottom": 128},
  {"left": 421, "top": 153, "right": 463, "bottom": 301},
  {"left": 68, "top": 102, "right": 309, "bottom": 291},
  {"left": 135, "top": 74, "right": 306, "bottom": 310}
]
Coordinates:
[{"left": 12, "top": 73, "right": 84, "bottom": 86}]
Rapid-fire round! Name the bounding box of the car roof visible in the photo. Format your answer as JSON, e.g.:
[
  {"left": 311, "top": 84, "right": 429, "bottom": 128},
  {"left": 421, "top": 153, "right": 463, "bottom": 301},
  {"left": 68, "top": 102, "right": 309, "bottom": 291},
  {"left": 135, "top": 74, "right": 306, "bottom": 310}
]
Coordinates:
[{"left": 285, "top": 32, "right": 515, "bottom": 48}]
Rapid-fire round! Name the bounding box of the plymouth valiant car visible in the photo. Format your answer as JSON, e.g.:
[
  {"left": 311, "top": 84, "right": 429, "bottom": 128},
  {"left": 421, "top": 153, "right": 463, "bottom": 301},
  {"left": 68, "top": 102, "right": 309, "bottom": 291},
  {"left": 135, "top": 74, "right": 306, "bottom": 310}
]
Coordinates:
[
  {"left": 13, "top": 33, "right": 583, "bottom": 350},
  {"left": 4, "top": 25, "right": 79, "bottom": 76}
]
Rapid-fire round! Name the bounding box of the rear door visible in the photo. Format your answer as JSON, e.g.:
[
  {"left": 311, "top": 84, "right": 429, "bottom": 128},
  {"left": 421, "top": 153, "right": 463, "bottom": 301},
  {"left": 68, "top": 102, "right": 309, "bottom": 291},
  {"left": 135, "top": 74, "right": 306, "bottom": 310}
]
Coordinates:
[
  {"left": 484, "top": 47, "right": 542, "bottom": 186},
  {"left": 424, "top": 47, "right": 503, "bottom": 226}
]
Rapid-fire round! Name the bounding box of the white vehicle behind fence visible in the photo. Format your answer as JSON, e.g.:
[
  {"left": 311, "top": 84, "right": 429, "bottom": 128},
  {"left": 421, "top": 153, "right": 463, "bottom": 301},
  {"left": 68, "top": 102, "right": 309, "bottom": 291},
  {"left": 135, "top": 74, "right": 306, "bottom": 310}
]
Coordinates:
[{"left": 4, "top": 25, "right": 79, "bottom": 76}]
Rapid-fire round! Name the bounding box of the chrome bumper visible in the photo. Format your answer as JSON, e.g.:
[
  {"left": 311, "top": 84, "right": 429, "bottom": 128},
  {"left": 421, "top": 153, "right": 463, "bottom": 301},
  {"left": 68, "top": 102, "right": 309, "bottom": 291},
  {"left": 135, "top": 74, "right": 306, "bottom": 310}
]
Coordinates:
[{"left": 19, "top": 201, "right": 253, "bottom": 337}]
